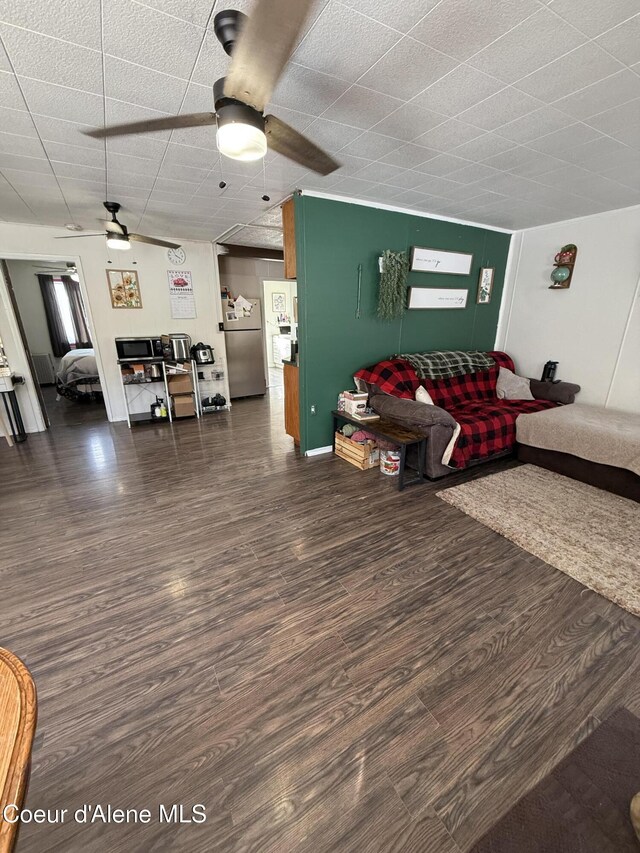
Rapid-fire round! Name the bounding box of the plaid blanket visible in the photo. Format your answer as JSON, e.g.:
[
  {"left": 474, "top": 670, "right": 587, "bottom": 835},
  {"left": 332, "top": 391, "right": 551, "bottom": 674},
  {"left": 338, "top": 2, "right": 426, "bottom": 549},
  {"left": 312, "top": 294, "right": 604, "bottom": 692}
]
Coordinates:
[{"left": 396, "top": 350, "right": 495, "bottom": 380}]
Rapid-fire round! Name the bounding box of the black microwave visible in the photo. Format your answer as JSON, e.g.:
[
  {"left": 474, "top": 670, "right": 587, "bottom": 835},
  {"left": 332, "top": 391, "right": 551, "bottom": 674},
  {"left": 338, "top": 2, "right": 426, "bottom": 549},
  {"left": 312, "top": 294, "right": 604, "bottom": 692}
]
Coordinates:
[{"left": 115, "top": 337, "right": 163, "bottom": 362}]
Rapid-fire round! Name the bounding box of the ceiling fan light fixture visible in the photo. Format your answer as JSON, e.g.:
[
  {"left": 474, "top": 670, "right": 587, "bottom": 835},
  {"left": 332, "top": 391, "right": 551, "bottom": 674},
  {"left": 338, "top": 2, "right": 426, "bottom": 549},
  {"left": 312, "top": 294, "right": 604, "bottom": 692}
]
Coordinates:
[
  {"left": 106, "top": 233, "right": 131, "bottom": 251},
  {"left": 216, "top": 103, "right": 267, "bottom": 162}
]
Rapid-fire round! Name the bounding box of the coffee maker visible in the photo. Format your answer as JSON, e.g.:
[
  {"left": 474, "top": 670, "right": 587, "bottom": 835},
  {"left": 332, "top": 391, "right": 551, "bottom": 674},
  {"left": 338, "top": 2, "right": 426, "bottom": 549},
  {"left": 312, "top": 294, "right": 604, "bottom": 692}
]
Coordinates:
[{"left": 541, "top": 360, "right": 558, "bottom": 382}]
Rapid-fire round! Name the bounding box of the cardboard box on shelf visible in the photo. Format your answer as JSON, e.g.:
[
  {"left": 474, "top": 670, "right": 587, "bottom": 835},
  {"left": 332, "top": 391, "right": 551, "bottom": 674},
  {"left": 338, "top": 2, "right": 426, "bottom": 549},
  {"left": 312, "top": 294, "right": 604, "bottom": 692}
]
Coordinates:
[
  {"left": 168, "top": 372, "right": 193, "bottom": 394},
  {"left": 172, "top": 394, "right": 195, "bottom": 418}
]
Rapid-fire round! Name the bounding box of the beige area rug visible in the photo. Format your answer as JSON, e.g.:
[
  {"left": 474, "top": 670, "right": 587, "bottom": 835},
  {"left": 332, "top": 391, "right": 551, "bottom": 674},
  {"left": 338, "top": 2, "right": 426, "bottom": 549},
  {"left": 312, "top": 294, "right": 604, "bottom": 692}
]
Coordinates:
[{"left": 437, "top": 465, "right": 640, "bottom": 617}]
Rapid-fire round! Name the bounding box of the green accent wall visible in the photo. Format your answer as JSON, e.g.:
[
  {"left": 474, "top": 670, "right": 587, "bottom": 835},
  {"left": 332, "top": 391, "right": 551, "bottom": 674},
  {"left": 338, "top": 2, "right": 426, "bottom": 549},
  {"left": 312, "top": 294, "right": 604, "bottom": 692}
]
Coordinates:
[{"left": 295, "top": 194, "right": 512, "bottom": 452}]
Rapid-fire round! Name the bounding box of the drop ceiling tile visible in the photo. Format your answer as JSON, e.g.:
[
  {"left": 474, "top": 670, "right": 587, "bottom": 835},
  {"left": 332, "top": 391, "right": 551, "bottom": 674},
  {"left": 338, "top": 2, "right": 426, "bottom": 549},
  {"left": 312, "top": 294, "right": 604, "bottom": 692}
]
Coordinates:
[
  {"left": 0, "top": 152, "right": 52, "bottom": 173},
  {"left": 452, "top": 132, "right": 516, "bottom": 161},
  {"left": 331, "top": 176, "right": 381, "bottom": 198},
  {"left": 602, "top": 162, "right": 640, "bottom": 191},
  {"left": 3, "top": 169, "right": 59, "bottom": 188},
  {"left": 358, "top": 37, "right": 457, "bottom": 101},
  {"left": 0, "top": 105, "right": 35, "bottom": 136},
  {"left": 514, "top": 43, "right": 624, "bottom": 103},
  {"left": 360, "top": 182, "right": 405, "bottom": 201},
  {"left": 169, "top": 122, "right": 218, "bottom": 150},
  {"left": 338, "top": 0, "right": 439, "bottom": 32},
  {"left": 0, "top": 0, "right": 102, "bottom": 49},
  {"left": 340, "top": 131, "right": 400, "bottom": 159},
  {"left": 44, "top": 140, "right": 104, "bottom": 167},
  {"left": 385, "top": 169, "right": 435, "bottom": 189},
  {"left": 301, "top": 118, "right": 362, "bottom": 152},
  {"left": 412, "top": 65, "right": 505, "bottom": 117},
  {"left": 0, "top": 25, "right": 103, "bottom": 94},
  {"left": 445, "top": 161, "right": 500, "bottom": 183},
  {"left": 104, "top": 56, "right": 189, "bottom": 115},
  {"left": 416, "top": 174, "right": 465, "bottom": 195},
  {"left": 527, "top": 122, "right": 603, "bottom": 156},
  {"left": 596, "top": 15, "right": 640, "bottom": 67},
  {"left": 157, "top": 161, "right": 210, "bottom": 184},
  {"left": 552, "top": 69, "right": 640, "bottom": 121},
  {"left": 271, "top": 63, "right": 351, "bottom": 116},
  {"left": 547, "top": 0, "right": 640, "bottom": 38},
  {"left": 467, "top": 8, "right": 586, "bottom": 84},
  {"left": 179, "top": 82, "right": 215, "bottom": 114},
  {"left": 104, "top": 99, "right": 174, "bottom": 142},
  {"left": 20, "top": 78, "right": 104, "bottom": 126},
  {"left": 558, "top": 135, "right": 640, "bottom": 170},
  {"left": 51, "top": 161, "right": 106, "bottom": 183},
  {"left": 0, "top": 69, "right": 26, "bottom": 109},
  {"left": 132, "top": 0, "right": 215, "bottom": 27},
  {"left": 292, "top": 2, "right": 400, "bottom": 83},
  {"left": 380, "top": 143, "right": 438, "bottom": 168},
  {"left": 414, "top": 119, "right": 483, "bottom": 151},
  {"left": 409, "top": 0, "right": 540, "bottom": 61},
  {"left": 0, "top": 40, "right": 10, "bottom": 72},
  {"left": 317, "top": 152, "right": 369, "bottom": 178},
  {"left": 153, "top": 176, "right": 199, "bottom": 196},
  {"left": 0, "top": 131, "right": 46, "bottom": 158},
  {"left": 474, "top": 170, "right": 546, "bottom": 196},
  {"left": 163, "top": 142, "right": 217, "bottom": 170},
  {"left": 320, "top": 85, "right": 402, "bottom": 130},
  {"left": 372, "top": 103, "right": 445, "bottom": 142},
  {"left": 354, "top": 161, "right": 405, "bottom": 182},
  {"left": 494, "top": 106, "right": 569, "bottom": 143},
  {"left": 506, "top": 151, "right": 570, "bottom": 178},
  {"left": 392, "top": 188, "right": 433, "bottom": 206},
  {"left": 413, "top": 153, "right": 471, "bottom": 176},
  {"left": 105, "top": 133, "right": 168, "bottom": 159},
  {"left": 103, "top": 0, "right": 203, "bottom": 79},
  {"left": 437, "top": 182, "right": 496, "bottom": 202},
  {"left": 459, "top": 87, "right": 543, "bottom": 131},
  {"left": 585, "top": 98, "right": 640, "bottom": 148}
]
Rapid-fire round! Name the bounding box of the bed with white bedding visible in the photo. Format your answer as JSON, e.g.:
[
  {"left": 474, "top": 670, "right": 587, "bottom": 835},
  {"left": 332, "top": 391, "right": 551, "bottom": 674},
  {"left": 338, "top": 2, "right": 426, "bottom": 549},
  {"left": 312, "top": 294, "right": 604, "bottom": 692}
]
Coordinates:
[{"left": 56, "top": 348, "right": 102, "bottom": 401}]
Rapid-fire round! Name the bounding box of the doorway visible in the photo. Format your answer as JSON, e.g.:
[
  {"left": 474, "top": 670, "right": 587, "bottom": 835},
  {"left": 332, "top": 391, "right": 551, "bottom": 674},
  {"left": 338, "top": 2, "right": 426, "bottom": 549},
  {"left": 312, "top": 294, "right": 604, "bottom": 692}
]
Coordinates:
[
  {"left": 0, "top": 258, "right": 106, "bottom": 429},
  {"left": 263, "top": 279, "right": 297, "bottom": 390}
]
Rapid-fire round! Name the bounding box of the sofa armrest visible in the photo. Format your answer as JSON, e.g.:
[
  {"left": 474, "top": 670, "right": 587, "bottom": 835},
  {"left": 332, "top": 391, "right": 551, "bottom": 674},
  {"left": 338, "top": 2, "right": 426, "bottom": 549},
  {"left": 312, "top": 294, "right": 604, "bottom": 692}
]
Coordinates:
[
  {"left": 370, "top": 394, "right": 456, "bottom": 432},
  {"left": 529, "top": 379, "right": 580, "bottom": 404}
]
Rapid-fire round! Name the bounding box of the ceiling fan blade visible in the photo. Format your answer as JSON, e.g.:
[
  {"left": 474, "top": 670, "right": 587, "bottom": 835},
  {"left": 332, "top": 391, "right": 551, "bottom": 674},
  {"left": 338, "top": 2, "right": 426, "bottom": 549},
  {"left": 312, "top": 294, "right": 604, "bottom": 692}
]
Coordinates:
[
  {"left": 129, "top": 234, "right": 181, "bottom": 250},
  {"left": 223, "top": 0, "right": 316, "bottom": 112},
  {"left": 264, "top": 114, "right": 339, "bottom": 176},
  {"left": 103, "top": 220, "right": 125, "bottom": 234},
  {"left": 84, "top": 112, "right": 217, "bottom": 139},
  {"left": 54, "top": 234, "right": 103, "bottom": 239}
]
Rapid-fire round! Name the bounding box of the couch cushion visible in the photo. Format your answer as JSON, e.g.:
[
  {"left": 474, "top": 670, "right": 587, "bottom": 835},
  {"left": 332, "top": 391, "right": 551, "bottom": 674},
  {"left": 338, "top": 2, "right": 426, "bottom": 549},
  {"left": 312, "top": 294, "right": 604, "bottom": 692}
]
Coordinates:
[
  {"left": 370, "top": 394, "right": 456, "bottom": 429},
  {"left": 424, "top": 352, "right": 515, "bottom": 408},
  {"left": 354, "top": 358, "right": 419, "bottom": 400},
  {"left": 446, "top": 397, "right": 555, "bottom": 469}
]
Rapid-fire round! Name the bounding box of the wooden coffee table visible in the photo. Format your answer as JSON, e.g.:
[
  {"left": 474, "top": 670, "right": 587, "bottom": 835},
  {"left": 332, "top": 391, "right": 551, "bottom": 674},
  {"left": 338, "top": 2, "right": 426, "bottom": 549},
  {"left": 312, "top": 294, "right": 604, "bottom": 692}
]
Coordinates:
[
  {"left": 332, "top": 410, "right": 427, "bottom": 491},
  {"left": 0, "top": 648, "right": 36, "bottom": 853}
]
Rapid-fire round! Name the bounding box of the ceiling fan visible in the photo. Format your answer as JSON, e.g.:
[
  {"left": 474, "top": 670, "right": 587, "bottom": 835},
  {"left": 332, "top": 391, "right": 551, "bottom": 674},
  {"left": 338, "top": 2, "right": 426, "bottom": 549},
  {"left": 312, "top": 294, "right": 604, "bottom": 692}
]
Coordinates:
[
  {"left": 35, "top": 261, "right": 80, "bottom": 281},
  {"left": 83, "top": 0, "right": 339, "bottom": 176},
  {"left": 55, "top": 201, "right": 181, "bottom": 252}
]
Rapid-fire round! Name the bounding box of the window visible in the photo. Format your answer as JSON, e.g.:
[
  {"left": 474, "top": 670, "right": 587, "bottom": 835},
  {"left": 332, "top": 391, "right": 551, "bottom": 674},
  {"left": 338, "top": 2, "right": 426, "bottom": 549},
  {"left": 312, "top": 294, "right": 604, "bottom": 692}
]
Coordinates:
[{"left": 53, "top": 278, "right": 77, "bottom": 346}]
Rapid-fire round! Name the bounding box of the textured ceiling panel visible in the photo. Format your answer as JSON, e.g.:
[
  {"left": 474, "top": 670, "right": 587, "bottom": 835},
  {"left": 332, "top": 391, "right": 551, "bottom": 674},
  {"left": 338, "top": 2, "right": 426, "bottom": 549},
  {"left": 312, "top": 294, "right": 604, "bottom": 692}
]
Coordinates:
[{"left": 0, "top": 0, "right": 637, "bottom": 239}]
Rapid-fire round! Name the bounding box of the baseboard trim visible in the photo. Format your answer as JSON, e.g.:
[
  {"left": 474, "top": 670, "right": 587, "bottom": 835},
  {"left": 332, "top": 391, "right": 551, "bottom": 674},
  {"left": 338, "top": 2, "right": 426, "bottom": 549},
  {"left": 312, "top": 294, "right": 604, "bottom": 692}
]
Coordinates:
[{"left": 305, "top": 445, "right": 333, "bottom": 457}]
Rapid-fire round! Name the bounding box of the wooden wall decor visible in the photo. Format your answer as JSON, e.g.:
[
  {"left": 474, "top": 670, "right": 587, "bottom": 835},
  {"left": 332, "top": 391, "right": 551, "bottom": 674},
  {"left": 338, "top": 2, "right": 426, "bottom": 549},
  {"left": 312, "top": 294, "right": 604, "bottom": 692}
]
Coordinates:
[{"left": 549, "top": 244, "right": 578, "bottom": 289}]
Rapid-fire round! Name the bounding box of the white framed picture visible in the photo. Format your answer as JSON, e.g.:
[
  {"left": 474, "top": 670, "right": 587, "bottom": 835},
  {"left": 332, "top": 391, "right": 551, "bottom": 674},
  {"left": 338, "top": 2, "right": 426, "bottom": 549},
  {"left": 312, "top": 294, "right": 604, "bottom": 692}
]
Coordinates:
[
  {"left": 410, "top": 246, "right": 473, "bottom": 276},
  {"left": 272, "top": 292, "right": 286, "bottom": 312},
  {"left": 408, "top": 287, "right": 469, "bottom": 309}
]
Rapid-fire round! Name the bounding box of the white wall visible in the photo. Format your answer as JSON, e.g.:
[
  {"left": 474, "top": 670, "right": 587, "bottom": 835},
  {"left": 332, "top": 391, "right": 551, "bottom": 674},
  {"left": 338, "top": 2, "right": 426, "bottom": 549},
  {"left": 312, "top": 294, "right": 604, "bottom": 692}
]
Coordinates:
[
  {"left": 0, "top": 223, "right": 228, "bottom": 432},
  {"left": 497, "top": 205, "right": 640, "bottom": 413}
]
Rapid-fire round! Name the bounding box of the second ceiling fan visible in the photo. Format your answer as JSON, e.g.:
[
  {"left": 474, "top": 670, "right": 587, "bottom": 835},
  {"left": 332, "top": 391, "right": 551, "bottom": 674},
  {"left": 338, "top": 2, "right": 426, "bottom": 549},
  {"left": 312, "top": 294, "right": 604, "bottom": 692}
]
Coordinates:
[{"left": 85, "top": 0, "right": 339, "bottom": 176}]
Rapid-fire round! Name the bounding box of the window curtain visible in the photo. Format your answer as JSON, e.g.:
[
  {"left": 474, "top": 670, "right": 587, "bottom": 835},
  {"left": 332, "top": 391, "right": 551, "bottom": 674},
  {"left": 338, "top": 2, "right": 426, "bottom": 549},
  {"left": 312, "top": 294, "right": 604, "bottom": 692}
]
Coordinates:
[
  {"left": 61, "top": 276, "right": 92, "bottom": 349},
  {"left": 37, "top": 274, "right": 70, "bottom": 357}
]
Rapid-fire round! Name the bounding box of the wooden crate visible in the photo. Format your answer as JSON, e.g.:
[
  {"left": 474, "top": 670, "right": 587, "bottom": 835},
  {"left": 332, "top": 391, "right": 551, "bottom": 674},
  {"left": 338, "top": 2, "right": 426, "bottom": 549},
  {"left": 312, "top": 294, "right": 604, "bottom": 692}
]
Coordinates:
[{"left": 334, "top": 432, "right": 379, "bottom": 470}]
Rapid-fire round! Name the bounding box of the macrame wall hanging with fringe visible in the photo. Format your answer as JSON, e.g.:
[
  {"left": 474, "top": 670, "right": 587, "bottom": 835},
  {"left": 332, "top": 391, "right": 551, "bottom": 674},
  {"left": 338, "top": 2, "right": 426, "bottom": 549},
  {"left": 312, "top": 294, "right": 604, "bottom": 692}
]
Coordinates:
[{"left": 377, "top": 249, "right": 409, "bottom": 321}]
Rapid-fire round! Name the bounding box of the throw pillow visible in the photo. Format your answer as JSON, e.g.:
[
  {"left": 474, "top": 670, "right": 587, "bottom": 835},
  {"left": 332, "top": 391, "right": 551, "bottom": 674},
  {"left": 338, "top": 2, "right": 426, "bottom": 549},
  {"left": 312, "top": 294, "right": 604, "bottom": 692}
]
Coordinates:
[
  {"left": 496, "top": 366, "right": 534, "bottom": 400},
  {"left": 415, "top": 386, "right": 434, "bottom": 405}
]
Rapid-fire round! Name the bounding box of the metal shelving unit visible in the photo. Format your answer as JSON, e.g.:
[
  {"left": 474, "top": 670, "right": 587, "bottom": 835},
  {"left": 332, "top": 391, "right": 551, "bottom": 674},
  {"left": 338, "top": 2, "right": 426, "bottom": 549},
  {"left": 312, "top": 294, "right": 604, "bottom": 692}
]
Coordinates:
[
  {"left": 193, "top": 358, "right": 231, "bottom": 414},
  {"left": 119, "top": 360, "right": 171, "bottom": 427}
]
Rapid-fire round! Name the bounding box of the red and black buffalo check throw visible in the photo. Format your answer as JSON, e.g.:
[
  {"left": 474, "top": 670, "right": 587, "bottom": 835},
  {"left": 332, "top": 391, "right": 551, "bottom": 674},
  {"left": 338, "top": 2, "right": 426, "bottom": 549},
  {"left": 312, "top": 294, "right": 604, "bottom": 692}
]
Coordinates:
[{"left": 354, "top": 351, "right": 557, "bottom": 469}]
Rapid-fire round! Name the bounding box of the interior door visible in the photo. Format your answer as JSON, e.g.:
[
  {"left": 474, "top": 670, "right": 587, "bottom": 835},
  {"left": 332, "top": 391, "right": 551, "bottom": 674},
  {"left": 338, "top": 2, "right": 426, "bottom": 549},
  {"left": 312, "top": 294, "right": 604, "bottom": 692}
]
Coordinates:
[{"left": 0, "top": 260, "right": 50, "bottom": 428}]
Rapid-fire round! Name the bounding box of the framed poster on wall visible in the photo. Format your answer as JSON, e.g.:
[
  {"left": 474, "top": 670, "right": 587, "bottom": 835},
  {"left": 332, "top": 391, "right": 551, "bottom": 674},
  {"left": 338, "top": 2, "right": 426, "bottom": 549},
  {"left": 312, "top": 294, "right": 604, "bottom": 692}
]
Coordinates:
[
  {"left": 408, "top": 287, "right": 468, "bottom": 309},
  {"left": 410, "top": 246, "right": 473, "bottom": 275},
  {"left": 107, "top": 269, "right": 142, "bottom": 308}
]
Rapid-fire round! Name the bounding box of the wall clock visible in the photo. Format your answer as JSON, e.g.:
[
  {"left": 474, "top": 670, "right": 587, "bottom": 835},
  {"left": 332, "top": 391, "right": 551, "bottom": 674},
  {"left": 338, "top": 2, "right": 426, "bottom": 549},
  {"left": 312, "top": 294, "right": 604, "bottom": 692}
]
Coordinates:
[{"left": 167, "top": 247, "right": 186, "bottom": 265}]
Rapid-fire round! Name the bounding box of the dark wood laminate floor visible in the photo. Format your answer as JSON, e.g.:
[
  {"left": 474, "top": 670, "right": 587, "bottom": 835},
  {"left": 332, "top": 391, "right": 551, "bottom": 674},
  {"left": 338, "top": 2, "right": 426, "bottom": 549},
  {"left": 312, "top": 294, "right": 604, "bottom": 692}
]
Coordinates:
[
  {"left": 1, "top": 391, "right": 639, "bottom": 852},
  {"left": 40, "top": 384, "right": 107, "bottom": 428}
]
